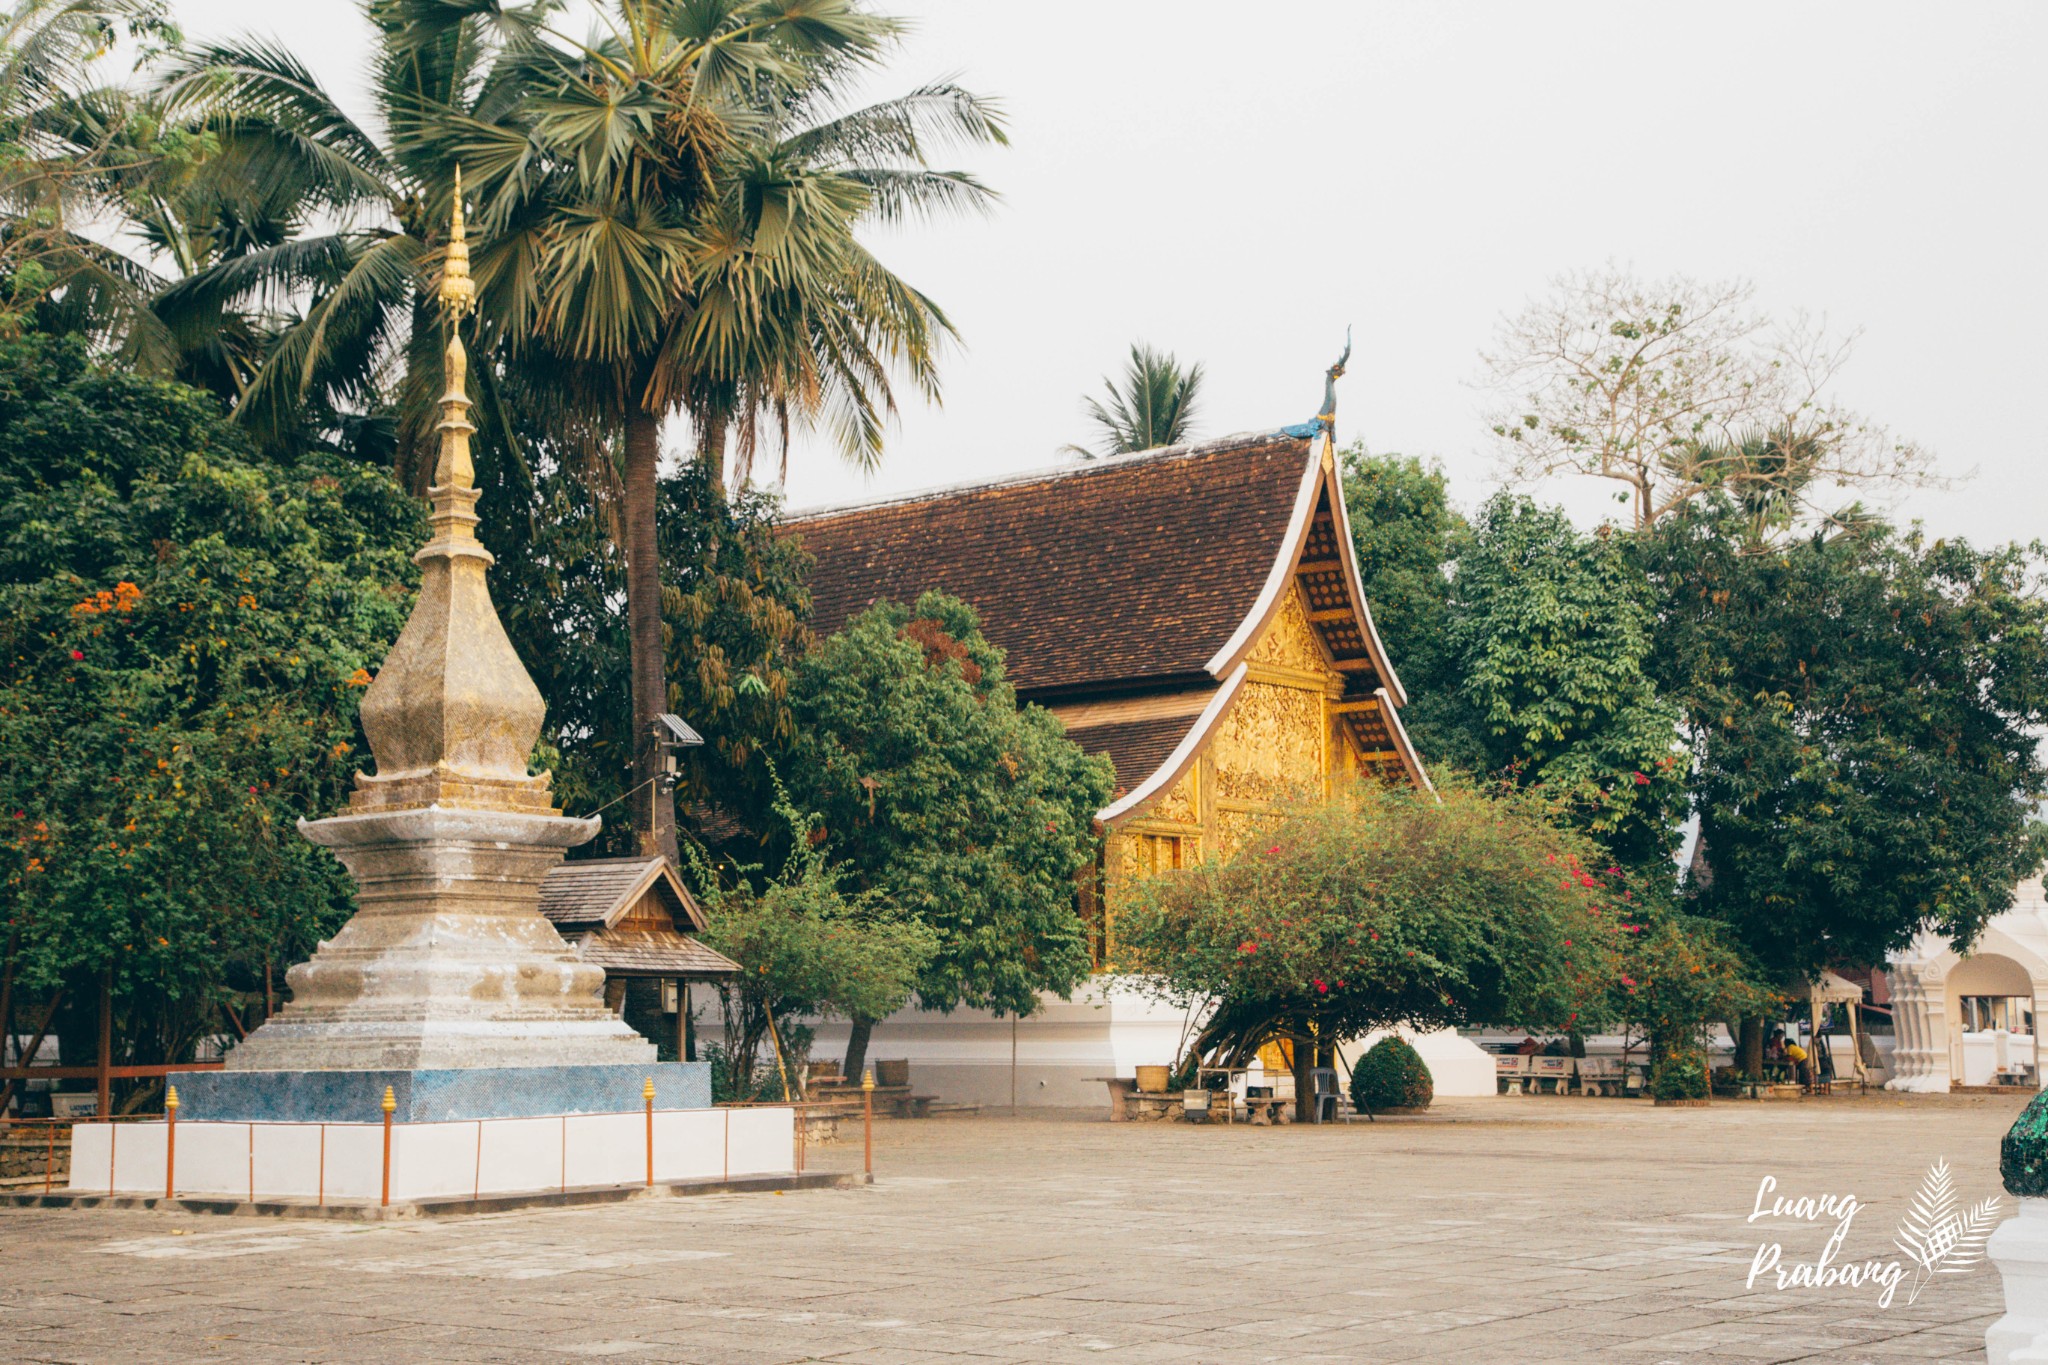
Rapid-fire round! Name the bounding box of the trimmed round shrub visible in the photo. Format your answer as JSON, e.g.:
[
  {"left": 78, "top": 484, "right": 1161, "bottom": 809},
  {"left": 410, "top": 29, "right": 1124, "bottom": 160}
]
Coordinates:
[
  {"left": 1350, "top": 1036, "right": 1433, "bottom": 1112},
  {"left": 1650, "top": 1050, "right": 1710, "bottom": 1101}
]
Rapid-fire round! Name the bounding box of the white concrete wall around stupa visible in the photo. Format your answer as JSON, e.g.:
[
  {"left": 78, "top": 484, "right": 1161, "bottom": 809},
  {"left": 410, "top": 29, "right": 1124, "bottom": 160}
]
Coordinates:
[
  {"left": 70, "top": 1107, "right": 794, "bottom": 1202},
  {"left": 1887, "top": 870, "right": 2048, "bottom": 1093},
  {"left": 725, "top": 978, "right": 1501, "bottom": 1106}
]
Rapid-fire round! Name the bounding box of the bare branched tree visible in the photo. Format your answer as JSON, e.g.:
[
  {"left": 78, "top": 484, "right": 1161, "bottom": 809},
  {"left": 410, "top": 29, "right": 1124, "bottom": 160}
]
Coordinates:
[{"left": 1480, "top": 267, "right": 1936, "bottom": 533}]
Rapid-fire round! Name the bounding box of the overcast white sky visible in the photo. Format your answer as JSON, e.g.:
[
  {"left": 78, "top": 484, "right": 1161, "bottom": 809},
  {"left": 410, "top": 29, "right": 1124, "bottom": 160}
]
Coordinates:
[{"left": 173, "top": 1, "right": 2047, "bottom": 544}]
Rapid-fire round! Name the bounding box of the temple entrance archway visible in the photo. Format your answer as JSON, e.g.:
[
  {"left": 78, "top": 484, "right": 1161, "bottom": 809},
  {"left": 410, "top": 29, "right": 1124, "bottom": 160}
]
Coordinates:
[{"left": 1944, "top": 952, "right": 2038, "bottom": 1088}]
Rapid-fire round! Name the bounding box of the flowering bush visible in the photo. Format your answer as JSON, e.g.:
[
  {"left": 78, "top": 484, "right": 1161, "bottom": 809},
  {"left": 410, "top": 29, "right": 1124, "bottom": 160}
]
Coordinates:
[
  {"left": 0, "top": 334, "right": 420, "bottom": 1084},
  {"left": 1116, "top": 778, "right": 1628, "bottom": 1074}
]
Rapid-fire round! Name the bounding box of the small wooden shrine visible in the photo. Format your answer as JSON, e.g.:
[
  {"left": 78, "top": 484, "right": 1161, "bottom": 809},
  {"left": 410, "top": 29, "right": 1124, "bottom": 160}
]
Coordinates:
[{"left": 537, "top": 856, "right": 739, "bottom": 1060}]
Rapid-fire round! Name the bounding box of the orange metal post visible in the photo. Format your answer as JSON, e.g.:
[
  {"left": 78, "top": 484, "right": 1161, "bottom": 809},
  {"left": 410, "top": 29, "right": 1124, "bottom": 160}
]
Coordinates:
[
  {"left": 163, "top": 1085, "right": 178, "bottom": 1201},
  {"left": 861, "top": 1067, "right": 875, "bottom": 1179},
  {"left": 380, "top": 1085, "right": 396, "bottom": 1207},
  {"left": 642, "top": 1076, "right": 655, "bottom": 1188}
]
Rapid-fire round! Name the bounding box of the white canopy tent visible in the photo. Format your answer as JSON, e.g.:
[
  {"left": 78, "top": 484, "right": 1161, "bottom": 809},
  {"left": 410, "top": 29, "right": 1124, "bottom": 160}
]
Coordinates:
[{"left": 1810, "top": 970, "right": 1867, "bottom": 1085}]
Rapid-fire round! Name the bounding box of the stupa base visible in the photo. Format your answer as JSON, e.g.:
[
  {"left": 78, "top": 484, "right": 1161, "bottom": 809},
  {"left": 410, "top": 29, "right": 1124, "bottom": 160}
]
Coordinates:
[
  {"left": 167, "top": 1063, "right": 707, "bottom": 1123},
  {"left": 67, "top": 1095, "right": 793, "bottom": 1206}
]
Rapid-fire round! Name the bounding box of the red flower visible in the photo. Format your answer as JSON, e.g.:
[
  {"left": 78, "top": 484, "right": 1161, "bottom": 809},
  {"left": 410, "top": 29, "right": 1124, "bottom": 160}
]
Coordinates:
[
  {"left": 1370, "top": 931, "right": 1379, "bottom": 940},
  {"left": 1265, "top": 844, "right": 1280, "bottom": 855},
  {"left": 1238, "top": 941, "right": 1259, "bottom": 955},
  {"left": 1606, "top": 866, "right": 1620, "bottom": 876},
  {"left": 1578, "top": 873, "right": 1597, "bottom": 888},
  {"left": 1563, "top": 939, "right": 1573, "bottom": 947},
  {"left": 1621, "top": 975, "right": 1636, "bottom": 986},
  {"left": 1313, "top": 979, "right": 1328, "bottom": 995},
  {"left": 69, "top": 649, "right": 84, "bottom": 661},
  {"left": 1631, "top": 771, "right": 1650, "bottom": 786}
]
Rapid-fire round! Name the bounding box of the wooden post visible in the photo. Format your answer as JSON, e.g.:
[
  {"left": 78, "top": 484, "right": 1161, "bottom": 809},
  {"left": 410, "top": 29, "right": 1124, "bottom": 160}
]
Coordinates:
[
  {"left": 642, "top": 1076, "right": 655, "bottom": 1188},
  {"left": 380, "top": 1085, "right": 396, "bottom": 1207},
  {"left": 163, "top": 1085, "right": 178, "bottom": 1200},
  {"left": 861, "top": 1067, "right": 875, "bottom": 1179},
  {"left": 95, "top": 968, "right": 112, "bottom": 1121}
]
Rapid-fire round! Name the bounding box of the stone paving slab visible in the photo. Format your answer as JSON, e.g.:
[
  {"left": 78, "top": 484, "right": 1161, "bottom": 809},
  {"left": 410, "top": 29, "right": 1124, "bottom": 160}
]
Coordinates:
[{"left": 0, "top": 1092, "right": 2027, "bottom": 1362}]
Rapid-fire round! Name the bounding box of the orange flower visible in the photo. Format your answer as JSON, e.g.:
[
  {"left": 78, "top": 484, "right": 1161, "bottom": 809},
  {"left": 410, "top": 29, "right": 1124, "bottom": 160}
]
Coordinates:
[{"left": 346, "top": 668, "right": 373, "bottom": 688}]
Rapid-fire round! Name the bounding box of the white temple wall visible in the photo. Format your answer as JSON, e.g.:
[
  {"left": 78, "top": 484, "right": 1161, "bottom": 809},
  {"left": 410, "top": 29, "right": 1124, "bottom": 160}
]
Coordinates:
[{"left": 757, "top": 977, "right": 1501, "bottom": 1106}]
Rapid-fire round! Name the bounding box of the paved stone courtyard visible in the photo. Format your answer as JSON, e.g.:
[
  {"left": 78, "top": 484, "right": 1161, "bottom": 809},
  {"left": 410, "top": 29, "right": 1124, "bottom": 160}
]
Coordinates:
[{"left": 0, "top": 1092, "right": 2028, "bottom": 1363}]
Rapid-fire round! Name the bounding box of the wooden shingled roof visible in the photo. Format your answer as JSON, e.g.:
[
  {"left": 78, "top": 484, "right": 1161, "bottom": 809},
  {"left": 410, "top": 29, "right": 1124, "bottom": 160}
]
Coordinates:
[
  {"left": 787, "top": 433, "right": 1315, "bottom": 700},
  {"left": 785, "top": 431, "right": 1430, "bottom": 818},
  {"left": 538, "top": 857, "right": 738, "bottom": 980},
  {"left": 539, "top": 857, "right": 706, "bottom": 934}
]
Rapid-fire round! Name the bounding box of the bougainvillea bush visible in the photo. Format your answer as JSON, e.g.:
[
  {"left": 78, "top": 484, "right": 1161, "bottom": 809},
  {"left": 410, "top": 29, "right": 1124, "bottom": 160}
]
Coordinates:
[
  {"left": 1115, "top": 777, "right": 1630, "bottom": 1075},
  {"left": 1351, "top": 1035, "right": 1433, "bottom": 1112}
]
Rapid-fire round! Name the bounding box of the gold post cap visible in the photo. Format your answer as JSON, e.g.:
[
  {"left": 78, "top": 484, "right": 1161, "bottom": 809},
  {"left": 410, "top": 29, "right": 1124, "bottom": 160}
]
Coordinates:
[
  {"left": 861, "top": 1068, "right": 875, "bottom": 1091},
  {"left": 643, "top": 1077, "right": 656, "bottom": 1101},
  {"left": 381, "top": 1085, "right": 397, "bottom": 1114},
  {"left": 165, "top": 1085, "right": 179, "bottom": 1110}
]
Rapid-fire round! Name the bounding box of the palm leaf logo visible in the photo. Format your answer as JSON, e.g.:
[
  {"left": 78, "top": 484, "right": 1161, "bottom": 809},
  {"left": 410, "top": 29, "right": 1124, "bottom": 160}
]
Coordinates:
[{"left": 1894, "top": 1159, "right": 2001, "bottom": 1304}]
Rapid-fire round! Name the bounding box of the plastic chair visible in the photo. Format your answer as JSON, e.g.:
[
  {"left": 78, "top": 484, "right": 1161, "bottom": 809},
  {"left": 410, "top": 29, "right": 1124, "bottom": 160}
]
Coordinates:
[{"left": 1309, "top": 1067, "right": 1341, "bottom": 1124}]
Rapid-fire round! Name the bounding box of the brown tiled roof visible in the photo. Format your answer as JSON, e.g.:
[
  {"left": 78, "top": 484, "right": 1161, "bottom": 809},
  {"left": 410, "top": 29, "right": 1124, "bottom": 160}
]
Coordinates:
[
  {"left": 540, "top": 857, "right": 707, "bottom": 933},
  {"left": 569, "top": 927, "right": 740, "bottom": 979},
  {"left": 1065, "top": 714, "right": 1200, "bottom": 799},
  {"left": 785, "top": 433, "right": 1313, "bottom": 699}
]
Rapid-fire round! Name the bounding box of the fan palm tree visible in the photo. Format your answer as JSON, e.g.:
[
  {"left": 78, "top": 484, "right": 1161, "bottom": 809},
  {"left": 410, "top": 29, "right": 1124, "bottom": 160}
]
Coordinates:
[
  {"left": 168, "top": 0, "right": 1003, "bottom": 856},
  {"left": 1068, "top": 342, "right": 1205, "bottom": 457}
]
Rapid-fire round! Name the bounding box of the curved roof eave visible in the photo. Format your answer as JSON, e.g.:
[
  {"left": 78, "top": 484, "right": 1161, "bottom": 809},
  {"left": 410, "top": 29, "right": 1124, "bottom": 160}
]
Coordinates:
[
  {"left": 1097, "top": 664, "right": 1250, "bottom": 825},
  {"left": 1200, "top": 441, "right": 1410, "bottom": 708}
]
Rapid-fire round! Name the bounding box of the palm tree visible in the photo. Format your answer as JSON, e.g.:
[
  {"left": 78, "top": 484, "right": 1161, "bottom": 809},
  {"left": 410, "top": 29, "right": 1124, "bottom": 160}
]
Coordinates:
[
  {"left": 0, "top": 0, "right": 205, "bottom": 363},
  {"left": 1068, "top": 342, "right": 1204, "bottom": 457},
  {"left": 169, "top": 0, "right": 1003, "bottom": 856}
]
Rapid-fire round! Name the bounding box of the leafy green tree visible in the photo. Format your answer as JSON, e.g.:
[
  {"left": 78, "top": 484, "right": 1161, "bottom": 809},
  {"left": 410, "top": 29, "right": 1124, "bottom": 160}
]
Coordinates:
[
  {"left": 0, "top": 332, "right": 418, "bottom": 1099},
  {"left": 1449, "top": 494, "right": 1687, "bottom": 868},
  {"left": 486, "top": 457, "right": 814, "bottom": 852},
  {"left": 1644, "top": 504, "right": 2048, "bottom": 1030},
  {"left": 786, "top": 591, "right": 1113, "bottom": 1078},
  {"left": 1117, "top": 780, "right": 1624, "bottom": 1117},
  {"left": 1337, "top": 446, "right": 1479, "bottom": 769},
  {"left": 690, "top": 782, "right": 936, "bottom": 1100},
  {"left": 1067, "top": 342, "right": 1204, "bottom": 457}
]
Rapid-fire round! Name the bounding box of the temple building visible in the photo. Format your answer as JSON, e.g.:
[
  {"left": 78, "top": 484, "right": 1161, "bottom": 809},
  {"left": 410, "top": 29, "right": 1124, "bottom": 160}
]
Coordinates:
[
  {"left": 1886, "top": 864, "right": 2048, "bottom": 1093},
  {"left": 784, "top": 430, "right": 1492, "bottom": 1103}
]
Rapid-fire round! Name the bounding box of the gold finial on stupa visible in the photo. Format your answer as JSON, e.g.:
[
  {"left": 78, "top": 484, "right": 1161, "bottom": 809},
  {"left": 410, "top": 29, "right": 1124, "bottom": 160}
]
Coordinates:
[
  {"left": 439, "top": 165, "right": 476, "bottom": 318},
  {"left": 433, "top": 167, "right": 478, "bottom": 493}
]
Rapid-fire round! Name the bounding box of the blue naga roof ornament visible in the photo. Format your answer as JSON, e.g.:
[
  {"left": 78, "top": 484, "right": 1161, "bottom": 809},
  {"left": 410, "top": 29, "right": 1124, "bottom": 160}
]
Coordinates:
[{"left": 1278, "top": 326, "right": 1353, "bottom": 442}]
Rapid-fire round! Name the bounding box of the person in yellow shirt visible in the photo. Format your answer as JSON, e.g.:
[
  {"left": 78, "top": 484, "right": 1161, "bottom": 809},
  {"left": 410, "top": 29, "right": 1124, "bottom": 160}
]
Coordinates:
[{"left": 1777, "top": 1032, "right": 1811, "bottom": 1086}]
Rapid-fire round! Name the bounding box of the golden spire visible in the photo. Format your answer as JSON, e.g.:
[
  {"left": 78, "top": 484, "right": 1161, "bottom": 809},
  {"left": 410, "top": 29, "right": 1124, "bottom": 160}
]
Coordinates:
[
  {"left": 347, "top": 168, "right": 556, "bottom": 819},
  {"left": 434, "top": 166, "right": 478, "bottom": 494}
]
